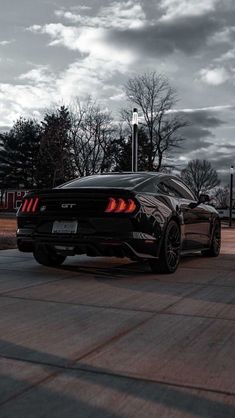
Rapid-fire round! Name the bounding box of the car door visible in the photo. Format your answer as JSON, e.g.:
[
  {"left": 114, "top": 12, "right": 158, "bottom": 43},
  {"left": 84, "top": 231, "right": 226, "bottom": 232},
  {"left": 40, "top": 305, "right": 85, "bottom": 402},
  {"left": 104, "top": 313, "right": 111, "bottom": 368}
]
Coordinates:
[{"left": 167, "top": 178, "right": 211, "bottom": 250}]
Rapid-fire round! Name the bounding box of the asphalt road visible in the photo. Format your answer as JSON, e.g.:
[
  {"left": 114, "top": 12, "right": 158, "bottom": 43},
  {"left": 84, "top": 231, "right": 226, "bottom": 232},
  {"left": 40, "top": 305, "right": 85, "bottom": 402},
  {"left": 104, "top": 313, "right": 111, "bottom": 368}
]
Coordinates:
[{"left": 0, "top": 229, "right": 235, "bottom": 417}]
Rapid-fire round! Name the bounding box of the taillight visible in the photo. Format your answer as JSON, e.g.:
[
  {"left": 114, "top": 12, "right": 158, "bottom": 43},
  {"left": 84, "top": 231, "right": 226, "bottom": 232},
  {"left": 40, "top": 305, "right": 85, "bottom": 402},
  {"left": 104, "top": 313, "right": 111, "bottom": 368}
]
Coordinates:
[
  {"left": 21, "top": 196, "right": 39, "bottom": 213},
  {"left": 32, "top": 197, "right": 39, "bottom": 213},
  {"left": 21, "top": 199, "right": 28, "bottom": 212},
  {"left": 115, "top": 198, "right": 127, "bottom": 213},
  {"left": 105, "top": 197, "right": 117, "bottom": 213},
  {"left": 105, "top": 197, "right": 136, "bottom": 214},
  {"left": 26, "top": 198, "right": 34, "bottom": 213},
  {"left": 125, "top": 199, "right": 137, "bottom": 213}
]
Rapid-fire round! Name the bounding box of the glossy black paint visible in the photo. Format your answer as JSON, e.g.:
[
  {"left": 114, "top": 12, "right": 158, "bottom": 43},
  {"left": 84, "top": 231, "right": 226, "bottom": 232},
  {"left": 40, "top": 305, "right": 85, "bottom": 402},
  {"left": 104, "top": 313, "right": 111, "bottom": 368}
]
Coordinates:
[{"left": 16, "top": 173, "right": 220, "bottom": 261}]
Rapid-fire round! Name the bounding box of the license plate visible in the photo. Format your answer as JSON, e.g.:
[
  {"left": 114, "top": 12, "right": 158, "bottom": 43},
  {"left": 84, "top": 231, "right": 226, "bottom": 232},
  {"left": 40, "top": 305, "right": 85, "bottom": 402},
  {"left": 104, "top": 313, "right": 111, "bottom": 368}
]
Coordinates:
[{"left": 52, "top": 220, "right": 78, "bottom": 234}]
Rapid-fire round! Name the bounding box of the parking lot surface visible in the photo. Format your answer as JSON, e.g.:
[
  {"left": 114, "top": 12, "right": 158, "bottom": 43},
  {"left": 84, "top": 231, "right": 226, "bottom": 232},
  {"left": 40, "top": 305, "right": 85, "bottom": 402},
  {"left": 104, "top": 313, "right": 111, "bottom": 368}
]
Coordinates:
[{"left": 0, "top": 229, "right": 235, "bottom": 417}]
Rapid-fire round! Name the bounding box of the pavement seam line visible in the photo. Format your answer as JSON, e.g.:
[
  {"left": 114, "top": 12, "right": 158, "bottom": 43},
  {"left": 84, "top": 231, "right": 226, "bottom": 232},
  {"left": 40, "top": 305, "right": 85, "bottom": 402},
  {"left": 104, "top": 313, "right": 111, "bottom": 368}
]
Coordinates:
[
  {"left": 0, "top": 282, "right": 207, "bottom": 313},
  {"left": 2, "top": 293, "right": 235, "bottom": 323},
  {"left": 68, "top": 313, "right": 157, "bottom": 364},
  {"left": 0, "top": 313, "right": 157, "bottom": 408},
  {"left": 0, "top": 276, "right": 76, "bottom": 296},
  {"left": 152, "top": 283, "right": 208, "bottom": 316},
  {"left": 1, "top": 353, "right": 235, "bottom": 406},
  {"left": 0, "top": 366, "right": 63, "bottom": 408},
  {"left": 0, "top": 293, "right": 155, "bottom": 313}
]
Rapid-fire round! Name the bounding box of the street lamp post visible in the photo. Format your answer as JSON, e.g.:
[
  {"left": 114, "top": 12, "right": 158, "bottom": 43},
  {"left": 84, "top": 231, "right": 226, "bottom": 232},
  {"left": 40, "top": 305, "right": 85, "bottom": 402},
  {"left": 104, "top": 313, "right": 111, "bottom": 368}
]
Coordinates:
[
  {"left": 132, "top": 108, "right": 138, "bottom": 172},
  {"left": 229, "top": 165, "right": 233, "bottom": 227}
]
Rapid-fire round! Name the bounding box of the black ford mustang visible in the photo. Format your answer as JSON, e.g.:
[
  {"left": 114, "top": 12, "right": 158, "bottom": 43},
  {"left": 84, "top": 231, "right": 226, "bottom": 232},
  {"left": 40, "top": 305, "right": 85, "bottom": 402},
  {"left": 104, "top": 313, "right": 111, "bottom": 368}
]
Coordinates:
[{"left": 17, "top": 172, "right": 221, "bottom": 274}]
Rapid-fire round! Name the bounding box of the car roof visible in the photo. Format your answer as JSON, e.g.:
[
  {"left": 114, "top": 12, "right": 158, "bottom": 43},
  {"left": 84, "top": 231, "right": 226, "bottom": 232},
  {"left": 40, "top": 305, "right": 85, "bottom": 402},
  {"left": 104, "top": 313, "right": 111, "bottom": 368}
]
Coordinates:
[
  {"left": 100, "top": 171, "right": 166, "bottom": 177},
  {"left": 58, "top": 171, "right": 168, "bottom": 190}
]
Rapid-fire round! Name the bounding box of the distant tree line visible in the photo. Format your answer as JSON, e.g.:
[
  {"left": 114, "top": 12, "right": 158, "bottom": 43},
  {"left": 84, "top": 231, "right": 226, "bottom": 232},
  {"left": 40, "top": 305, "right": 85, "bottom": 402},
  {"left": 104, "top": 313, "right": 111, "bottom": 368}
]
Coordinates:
[
  {"left": 0, "top": 71, "right": 223, "bottom": 204},
  {"left": 0, "top": 72, "right": 188, "bottom": 190}
]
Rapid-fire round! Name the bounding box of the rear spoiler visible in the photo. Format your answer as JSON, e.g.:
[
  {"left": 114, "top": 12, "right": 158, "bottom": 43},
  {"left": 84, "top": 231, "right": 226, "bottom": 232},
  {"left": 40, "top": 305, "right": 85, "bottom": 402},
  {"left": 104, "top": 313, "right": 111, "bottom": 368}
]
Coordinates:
[{"left": 24, "top": 188, "right": 136, "bottom": 199}]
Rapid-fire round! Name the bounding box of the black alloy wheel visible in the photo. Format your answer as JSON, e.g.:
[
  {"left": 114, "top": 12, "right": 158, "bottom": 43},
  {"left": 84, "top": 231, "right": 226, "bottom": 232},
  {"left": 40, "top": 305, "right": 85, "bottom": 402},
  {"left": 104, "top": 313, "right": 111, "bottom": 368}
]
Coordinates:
[
  {"left": 33, "top": 244, "right": 66, "bottom": 267},
  {"left": 202, "top": 221, "right": 221, "bottom": 257},
  {"left": 149, "top": 220, "right": 181, "bottom": 274}
]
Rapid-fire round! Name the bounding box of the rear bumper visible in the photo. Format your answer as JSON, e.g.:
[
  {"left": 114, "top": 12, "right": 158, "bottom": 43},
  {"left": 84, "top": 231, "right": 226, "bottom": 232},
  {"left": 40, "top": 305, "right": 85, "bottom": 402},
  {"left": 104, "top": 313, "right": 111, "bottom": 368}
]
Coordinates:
[{"left": 17, "top": 229, "right": 159, "bottom": 260}]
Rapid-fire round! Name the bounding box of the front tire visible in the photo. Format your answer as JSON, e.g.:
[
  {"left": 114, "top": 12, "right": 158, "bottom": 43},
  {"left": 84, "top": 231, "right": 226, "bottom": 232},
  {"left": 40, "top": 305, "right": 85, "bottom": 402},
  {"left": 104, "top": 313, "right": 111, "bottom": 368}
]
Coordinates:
[
  {"left": 149, "top": 220, "right": 181, "bottom": 274},
  {"left": 33, "top": 245, "right": 66, "bottom": 267},
  {"left": 201, "top": 221, "right": 221, "bottom": 257}
]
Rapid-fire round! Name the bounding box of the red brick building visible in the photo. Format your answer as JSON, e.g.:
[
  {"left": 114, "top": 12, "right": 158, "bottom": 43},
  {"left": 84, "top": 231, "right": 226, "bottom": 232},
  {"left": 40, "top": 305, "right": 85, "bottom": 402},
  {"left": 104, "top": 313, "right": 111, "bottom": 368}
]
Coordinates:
[{"left": 0, "top": 190, "right": 28, "bottom": 211}]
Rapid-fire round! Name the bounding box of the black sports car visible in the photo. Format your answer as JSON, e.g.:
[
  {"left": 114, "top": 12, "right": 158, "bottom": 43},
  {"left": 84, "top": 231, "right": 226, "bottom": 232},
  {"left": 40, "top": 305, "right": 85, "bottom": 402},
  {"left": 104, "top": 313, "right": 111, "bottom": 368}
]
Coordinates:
[{"left": 16, "top": 172, "right": 221, "bottom": 273}]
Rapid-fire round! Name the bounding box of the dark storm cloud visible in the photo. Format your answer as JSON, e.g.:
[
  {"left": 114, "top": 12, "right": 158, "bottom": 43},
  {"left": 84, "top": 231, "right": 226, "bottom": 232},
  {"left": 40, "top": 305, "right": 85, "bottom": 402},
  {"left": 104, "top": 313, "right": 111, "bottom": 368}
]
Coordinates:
[
  {"left": 209, "top": 151, "right": 235, "bottom": 184},
  {"left": 212, "top": 151, "right": 235, "bottom": 167},
  {"left": 172, "top": 107, "right": 235, "bottom": 183},
  {"left": 181, "top": 110, "right": 226, "bottom": 128},
  {"left": 108, "top": 14, "right": 223, "bottom": 56},
  {"left": 174, "top": 109, "right": 226, "bottom": 152},
  {"left": 183, "top": 126, "right": 212, "bottom": 139}
]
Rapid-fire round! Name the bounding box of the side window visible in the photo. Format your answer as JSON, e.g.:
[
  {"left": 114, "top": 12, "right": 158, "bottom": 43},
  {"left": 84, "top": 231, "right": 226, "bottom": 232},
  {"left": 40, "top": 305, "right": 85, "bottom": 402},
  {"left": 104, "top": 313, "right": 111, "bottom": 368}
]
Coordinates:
[
  {"left": 158, "top": 181, "right": 173, "bottom": 196},
  {"left": 142, "top": 180, "right": 180, "bottom": 197},
  {"left": 140, "top": 179, "right": 159, "bottom": 193},
  {"left": 170, "top": 178, "right": 195, "bottom": 200},
  {"left": 159, "top": 180, "right": 181, "bottom": 197},
  {"left": 138, "top": 177, "right": 195, "bottom": 200}
]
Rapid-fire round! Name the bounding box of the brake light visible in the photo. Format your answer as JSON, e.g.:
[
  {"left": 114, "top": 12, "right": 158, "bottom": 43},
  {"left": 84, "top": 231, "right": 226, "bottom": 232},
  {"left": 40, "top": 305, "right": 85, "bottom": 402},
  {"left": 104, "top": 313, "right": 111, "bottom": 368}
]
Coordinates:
[
  {"left": 32, "top": 197, "right": 39, "bottom": 213},
  {"left": 125, "top": 199, "right": 137, "bottom": 213},
  {"left": 105, "top": 197, "right": 117, "bottom": 213},
  {"left": 115, "top": 198, "right": 127, "bottom": 213},
  {"left": 21, "top": 199, "right": 29, "bottom": 212},
  {"left": 104, "top": 197, "right": 136, "bottom": 214},
  {"left": 26, "top": 198, "right": 34, "bottom": 212},
  {"left": 21, "top": 196, "right": 39, "bottom": 213}
]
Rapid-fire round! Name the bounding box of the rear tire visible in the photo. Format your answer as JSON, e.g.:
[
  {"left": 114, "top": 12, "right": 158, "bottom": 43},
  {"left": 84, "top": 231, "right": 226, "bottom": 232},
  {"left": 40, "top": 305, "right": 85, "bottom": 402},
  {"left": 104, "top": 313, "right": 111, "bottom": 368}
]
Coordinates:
[
  {"left": 149, "top": 220, "right": 181, "bottom": 274},
  {"left": 201, "top": 221, "right": 221, "bottom": 257},
  {"left": 33, "top": 245, "right": 66, "bottom": 267}
]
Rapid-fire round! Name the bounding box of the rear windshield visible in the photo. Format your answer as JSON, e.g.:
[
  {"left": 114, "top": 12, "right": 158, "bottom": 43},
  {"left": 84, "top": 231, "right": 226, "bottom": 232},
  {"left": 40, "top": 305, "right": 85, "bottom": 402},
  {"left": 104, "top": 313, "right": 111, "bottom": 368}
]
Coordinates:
[{"left": 60, "top": 174, "right": 149, "bottom": 189}]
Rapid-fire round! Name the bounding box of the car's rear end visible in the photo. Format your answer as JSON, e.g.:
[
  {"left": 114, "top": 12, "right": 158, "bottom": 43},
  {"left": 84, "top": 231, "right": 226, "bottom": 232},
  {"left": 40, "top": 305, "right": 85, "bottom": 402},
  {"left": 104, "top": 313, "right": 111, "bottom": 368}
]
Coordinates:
[{"left": 16, "top": 186, "right": 160, "bottom": 263}]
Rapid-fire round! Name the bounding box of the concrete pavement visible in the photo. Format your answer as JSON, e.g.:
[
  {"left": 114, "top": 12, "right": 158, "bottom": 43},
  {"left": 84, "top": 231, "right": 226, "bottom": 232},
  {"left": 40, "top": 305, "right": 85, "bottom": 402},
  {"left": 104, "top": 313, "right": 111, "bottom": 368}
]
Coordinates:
[{"left": 0, "top": 229, "right": 235, "bottom": 417}]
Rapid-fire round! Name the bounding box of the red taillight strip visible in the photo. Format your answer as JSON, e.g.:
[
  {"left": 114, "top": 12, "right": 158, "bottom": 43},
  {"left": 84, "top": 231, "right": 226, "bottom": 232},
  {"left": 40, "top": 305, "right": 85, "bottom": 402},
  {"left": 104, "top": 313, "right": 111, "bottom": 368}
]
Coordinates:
[
  {"left": 32, "top": 197, "right": 39, "bottom": 213},
  {"left": 105, "top": 197, "right": 137, "bottom": 214},
  {"left": 21, "top": 196, "right": 39, "bottom": 213},
  {"left": 114, "top": 198, "right": 127, "bottom": 213},
  {"left": 125, "top": 199, "right": 136, "bottom": 213},
  {"left": 26, "top": 198, "right": 34, "bottom": 212},
  {"left": 21, "top": 199, "right": 29, "bottom": 212},
  {"left": 105, "top": 197, "right": 117, "bottom": 213}
]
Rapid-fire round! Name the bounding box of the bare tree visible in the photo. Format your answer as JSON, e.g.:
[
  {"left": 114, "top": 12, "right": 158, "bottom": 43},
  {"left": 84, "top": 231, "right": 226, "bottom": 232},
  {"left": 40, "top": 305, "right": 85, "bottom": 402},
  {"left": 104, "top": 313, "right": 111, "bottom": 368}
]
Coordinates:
[
  {"left": 124, "top": 71, "right": 187, "bottom": 171},
  {"left": 213, "top": 186, "right": 230, "bottom": 208},
  {"left": 69, "top": 98, "right": 116, "bottom": 176},
  {"left": 181, "top": 159, "right": 220, "bottom": 198}
]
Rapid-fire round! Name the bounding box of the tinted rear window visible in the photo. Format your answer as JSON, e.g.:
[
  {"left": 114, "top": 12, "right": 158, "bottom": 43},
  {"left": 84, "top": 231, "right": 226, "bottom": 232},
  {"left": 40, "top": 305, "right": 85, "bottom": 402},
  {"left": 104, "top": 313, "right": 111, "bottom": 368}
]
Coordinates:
[{"left": 60, "top": 174, "right": 149, "bottom": 189}]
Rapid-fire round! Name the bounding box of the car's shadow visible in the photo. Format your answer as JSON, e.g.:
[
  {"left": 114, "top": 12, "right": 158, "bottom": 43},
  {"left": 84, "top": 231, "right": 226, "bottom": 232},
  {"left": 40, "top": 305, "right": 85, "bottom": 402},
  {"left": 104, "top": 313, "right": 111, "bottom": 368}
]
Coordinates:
[{"left": 58, "top": 252, "right": 224, "bottom": 279}]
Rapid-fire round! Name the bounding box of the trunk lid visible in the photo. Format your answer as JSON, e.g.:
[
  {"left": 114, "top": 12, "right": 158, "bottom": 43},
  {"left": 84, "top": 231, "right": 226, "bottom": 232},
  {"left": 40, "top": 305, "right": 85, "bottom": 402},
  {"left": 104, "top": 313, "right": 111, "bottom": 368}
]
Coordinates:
[{"left": 25, "top": 188, "right": 136, "bottom": 217}]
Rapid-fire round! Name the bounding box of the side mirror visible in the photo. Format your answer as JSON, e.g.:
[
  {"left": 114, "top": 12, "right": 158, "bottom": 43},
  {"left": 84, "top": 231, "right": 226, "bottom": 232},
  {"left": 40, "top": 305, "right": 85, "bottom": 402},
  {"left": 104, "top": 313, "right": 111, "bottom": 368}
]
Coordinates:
[
  {"left": 198, "top": 193, "right": 210, "bottom": 204},
  {"left": 188, "top": 193, "right": 210, "bottom": 209}
]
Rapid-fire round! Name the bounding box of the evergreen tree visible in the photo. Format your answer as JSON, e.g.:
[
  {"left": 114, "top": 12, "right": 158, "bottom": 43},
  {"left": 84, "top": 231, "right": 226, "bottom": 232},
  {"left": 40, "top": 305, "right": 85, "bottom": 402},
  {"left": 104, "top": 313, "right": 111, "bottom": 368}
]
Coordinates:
[
  {"left": 39, "top": 106, "right": 73, "bottom": 188},
  {"left": 0, "top": 118, "right": 41, "bottom": 190},
  {"left": 113, "top": 128, "right": 155, "bottom": 172},
  {"left": 0, "top": 131, "right": 21, "bottom": 189}
]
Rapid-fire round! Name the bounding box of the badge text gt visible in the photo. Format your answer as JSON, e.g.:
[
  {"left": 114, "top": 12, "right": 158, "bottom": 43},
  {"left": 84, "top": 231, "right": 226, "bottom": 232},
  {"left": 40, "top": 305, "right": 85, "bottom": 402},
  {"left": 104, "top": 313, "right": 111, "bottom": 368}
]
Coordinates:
[{"left": 61, "top": 203, "right": 76, "bottom": 209}]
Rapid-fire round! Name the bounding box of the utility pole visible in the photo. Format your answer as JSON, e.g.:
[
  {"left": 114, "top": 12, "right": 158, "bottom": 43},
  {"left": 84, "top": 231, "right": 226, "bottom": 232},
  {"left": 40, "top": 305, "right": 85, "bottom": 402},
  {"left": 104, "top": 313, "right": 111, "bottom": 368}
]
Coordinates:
[
  {"left": 229, "top": 165, "right": 233, "bottom": 227},
  {"left": 132, "top": 108, "right": 138, "bottom": 172}
]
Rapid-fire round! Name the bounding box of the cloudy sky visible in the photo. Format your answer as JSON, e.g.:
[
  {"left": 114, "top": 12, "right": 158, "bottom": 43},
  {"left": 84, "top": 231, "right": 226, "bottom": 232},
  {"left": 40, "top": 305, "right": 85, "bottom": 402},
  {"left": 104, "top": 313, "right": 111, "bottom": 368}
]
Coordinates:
[{"left": 0, "top": 0, "right": 235, "bottom": 182}]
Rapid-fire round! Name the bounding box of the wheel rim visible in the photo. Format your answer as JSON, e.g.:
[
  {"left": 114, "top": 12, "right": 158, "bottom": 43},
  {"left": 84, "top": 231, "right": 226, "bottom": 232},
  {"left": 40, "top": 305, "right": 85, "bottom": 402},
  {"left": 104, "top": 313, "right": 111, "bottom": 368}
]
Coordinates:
[
  {"left": 166, "top": 224, "right": 181, "bottom": 269},
  {"left": 213, "top": 225, "right": 221, "bottom": 253}
]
